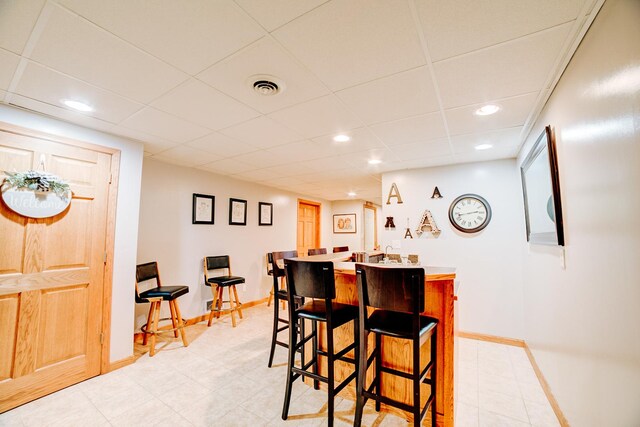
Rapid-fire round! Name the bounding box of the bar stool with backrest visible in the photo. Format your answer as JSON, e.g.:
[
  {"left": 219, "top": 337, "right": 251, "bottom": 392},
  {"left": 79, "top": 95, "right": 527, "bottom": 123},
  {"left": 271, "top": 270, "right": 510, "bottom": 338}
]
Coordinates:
[
  {"left": 282, "top": 259, "right": 359, "bottom": 427},
  {"left": 267, "top": 250, "right": 300, "bottom": 367},
  {"left": 332, "top": 246, "right": 349, "bottom": 253},
  {"left": 354, "top": 264, "right": 438, "bottom": 427},
  {"left": 308, "top": 247, "right": 327, "bottom": 256},
  {"left": 204, "top": 255, "right": 244, "bottom": 327},
  {"left": 135, "top": 262, "right": 189, "bottom": 357}
]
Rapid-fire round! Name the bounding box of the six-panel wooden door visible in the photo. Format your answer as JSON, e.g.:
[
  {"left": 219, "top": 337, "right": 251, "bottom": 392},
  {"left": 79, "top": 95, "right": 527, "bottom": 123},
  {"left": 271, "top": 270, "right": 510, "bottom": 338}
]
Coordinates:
[
  {"left": 297, "top": 200, "right": 320, "bottom": 257},
  {"left": 0, "top": 129, "right": 113, "bottom": 412}
]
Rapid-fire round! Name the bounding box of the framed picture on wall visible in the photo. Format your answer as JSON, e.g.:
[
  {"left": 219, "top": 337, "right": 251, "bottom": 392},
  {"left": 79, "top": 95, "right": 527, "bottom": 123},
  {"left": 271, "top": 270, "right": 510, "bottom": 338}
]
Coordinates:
[
  {"left": 258, "top": 202, "right": 273, "bottom": 226},
  {"left": 229, "top": 198, "right": 247, "bottom": 226},
  {"left": 192, "top": 193, "right": 215, "bottom": 225},
  {"left": 333, "top": 213, "right": 356, "bottom": 234},
  {"left": 521, "top": 125, "right": 564, "bottom": 246}
]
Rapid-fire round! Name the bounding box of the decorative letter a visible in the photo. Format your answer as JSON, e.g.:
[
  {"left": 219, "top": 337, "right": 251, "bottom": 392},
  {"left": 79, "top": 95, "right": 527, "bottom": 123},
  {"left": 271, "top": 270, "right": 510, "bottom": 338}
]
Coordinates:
[{"left": 386, "top": 183, "right": 403, "bottom": 205}]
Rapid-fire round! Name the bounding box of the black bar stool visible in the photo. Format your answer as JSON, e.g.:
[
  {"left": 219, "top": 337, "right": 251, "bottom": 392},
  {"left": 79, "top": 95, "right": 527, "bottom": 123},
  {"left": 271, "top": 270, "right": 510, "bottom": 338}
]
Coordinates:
[
  {"left": 354, "top": 264, "right": 438, "bottom": 427},
  {"left": 282, "top": 259, "right": 359, "bottom": 427},
  {"left": 267, "top": 250, "right": 299, "bottom": 367}
]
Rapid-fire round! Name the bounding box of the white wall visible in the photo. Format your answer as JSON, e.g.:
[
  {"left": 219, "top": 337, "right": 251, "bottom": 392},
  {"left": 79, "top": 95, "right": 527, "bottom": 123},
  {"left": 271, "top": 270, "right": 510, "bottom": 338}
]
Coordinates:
[
  {"left": 0, "top": 104, "right": 144, "bottom": 363},
  {"left": 517, "top": 0, "right": 640, "bottom": 425},
  {"left": 136, "top": 158, "right": 333, "bottom": 327},
  {"left": 331, "top": 199, "right": 381, "bottom": 252},
  {"left": 381, "top": 159, "right": 526, "bottom": 339}
]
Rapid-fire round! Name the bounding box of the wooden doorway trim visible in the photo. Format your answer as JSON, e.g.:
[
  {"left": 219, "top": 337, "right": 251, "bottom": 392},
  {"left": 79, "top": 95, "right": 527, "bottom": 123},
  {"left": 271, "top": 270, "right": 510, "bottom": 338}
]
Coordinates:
[
  {"left": 297, "top": 199, "right": 321, "bottom": 257},
  {"left": 363, "top": 202, "right": 378, "bottom": 250},
  {"left": 0, "top": 121, "right": 121, "bottom": 375}
]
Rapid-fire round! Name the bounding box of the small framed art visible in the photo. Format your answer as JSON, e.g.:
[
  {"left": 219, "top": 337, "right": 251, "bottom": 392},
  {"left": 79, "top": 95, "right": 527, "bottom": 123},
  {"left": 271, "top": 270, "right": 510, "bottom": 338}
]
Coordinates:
[
  {"left": 333, "top": 213, "right": 356, "bottom": 234},
  {"left": 259, "top": 202, "right": 273, "bottom": 226},
  {"left": 229, "top": 198, "right": 247, "bottom": 225},
  {"left": 192, "top": 193, "right": 215, "bottom": 225}
]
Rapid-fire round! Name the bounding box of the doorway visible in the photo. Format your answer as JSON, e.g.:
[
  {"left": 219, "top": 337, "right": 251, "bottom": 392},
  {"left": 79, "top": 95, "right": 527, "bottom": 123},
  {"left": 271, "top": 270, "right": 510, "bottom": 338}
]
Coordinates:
[
  {"left": 363, "top": 203, "right": 378, "bottom": 251},
  {"left": 0, "top": 123, "right": 119, "bottom": 411},
  {"left": 297, "top": 199, "right": 321, "bottom": 257}
]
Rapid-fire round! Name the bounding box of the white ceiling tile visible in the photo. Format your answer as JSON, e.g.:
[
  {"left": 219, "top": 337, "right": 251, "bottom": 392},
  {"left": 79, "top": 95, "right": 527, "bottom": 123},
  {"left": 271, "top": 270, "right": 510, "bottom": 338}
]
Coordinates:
[
  {"left": 151, "top": 79, "right": 259, "bottom": 130},
  {"left": 185, "top": 132, "right": 257, "bottom": 158},
  {"left": 369, "top": 112, "right": 447, "bottom": 146},
  {"left": 14, "top": 62, "right": 143, "bottom": 123},
  {"left": 273, "top": 0, "right": 425, "bottom": 91},
  {"left": 57, "top": 0, "right": 265, "bottom": 75},
  {"left": 260, "top": 163, "right": 316, "bottom": 178},
  {"left": 311, "top": 128, "right": 386, "bottom": 155},
  {"left": 151, "top": 145, "right": 221, "bottom": 167},
  {"left": 199, "top": 158, "right": 257, "bottom": 175},
  {"left": 446, "top": 92, "right": 538, "bottom": 136},
  {"left": 390, "top": 139, "right": 452, "bottom": 161},
  {"left": 297, "top": 156, "right": 353, "bottom": 173},
  {"left": 219, "top": 116, "right": 303, "bottom": 149},
  {"left": 7, "top": 94, "right": 141, "bottom": 139},
  {"left": 381, "top": 155, "right": 456, "bottom": 172},
  {"left": 121, "top": 107, "right": 210, "bottom": 143},
  {"left": 198, "top": 37, "right": 330, "bottom": 114},
  {"left": 417, "top": 0, "right": 585, "bottom": 61},
  {"left": 434, "top": 23, "right": 573, "bottom": 108},
  {"left": 0, "top": 48, "right": 20, "bottom": 91},
  {"left": 453, "top": 146, "right": 518, "bottom": 164},
  {"left": 0, "top": 0, "right": 46, "bottom": 54},
  {"left": 232, "top": 150, "right": 288, "bottom": 168},
  {"left": 336, "top": 66, "right": 439, "bottom": 125},
  {"left": 267, "top": 95, "right": 362, "bottom": 139},
  {"left": 343, "top": 148, "right": 400, "bottom": 170},
  {"left": 231, "top": 168, "right": 285, "bottom": 183},
  {"left": 235, "top": 0, "right": 329, "bottom": 32},
  {"left": 450, "top": 127, "right": 523, "bottom": 154},
  {"left": 139, "top": 140, "right": 179, "bottom": 155},
  {"left": 266, "top": 140, "right": 329, "bottom": 162},
  {"left": 30, "top": 4, "right": 188, "bottom": 103},
  {"left": 262, "top": 176, "right": 311, "bottom": 189}
]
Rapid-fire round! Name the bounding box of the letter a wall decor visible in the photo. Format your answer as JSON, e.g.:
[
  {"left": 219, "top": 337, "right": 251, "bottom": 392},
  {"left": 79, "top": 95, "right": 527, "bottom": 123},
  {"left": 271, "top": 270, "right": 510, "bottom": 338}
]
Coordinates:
[{"left": 386, "top": 182, "right": 403, "bottom": 204}]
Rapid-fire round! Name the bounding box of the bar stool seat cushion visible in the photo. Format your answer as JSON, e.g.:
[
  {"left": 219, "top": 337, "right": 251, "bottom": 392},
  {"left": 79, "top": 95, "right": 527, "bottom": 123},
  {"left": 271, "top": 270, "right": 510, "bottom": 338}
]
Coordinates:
[
  {"left": 369, "top": 309, "right": 437, "bottom": 339},
  {"left": 139, "top": 285, "right": 189, "bottom": 301},
  {"left": 297, "top": 300, "right": 358, "bottom": 327},
  {"left": 206, "top": 276, "right": 245, "bottom": 287}
]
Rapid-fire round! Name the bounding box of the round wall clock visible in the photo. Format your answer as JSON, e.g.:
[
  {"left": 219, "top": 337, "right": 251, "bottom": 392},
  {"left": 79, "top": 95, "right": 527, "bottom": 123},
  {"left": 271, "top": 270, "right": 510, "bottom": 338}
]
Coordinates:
[{"left": 448, "top": 194, "right": 491, "bottom": 233}]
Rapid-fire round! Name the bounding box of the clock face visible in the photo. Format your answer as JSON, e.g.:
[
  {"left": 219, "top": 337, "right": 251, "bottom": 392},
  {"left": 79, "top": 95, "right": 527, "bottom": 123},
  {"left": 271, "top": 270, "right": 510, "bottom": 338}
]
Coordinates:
[{"left": 449, "top": 194, "right": 491, "bottom": 233}]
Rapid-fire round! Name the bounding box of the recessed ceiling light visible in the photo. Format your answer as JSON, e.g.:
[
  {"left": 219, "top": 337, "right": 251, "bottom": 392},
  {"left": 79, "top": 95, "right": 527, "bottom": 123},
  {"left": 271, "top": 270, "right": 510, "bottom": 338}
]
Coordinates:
[
  {"left": 474, "top": 104, "right": 500, "bottom": 116},
  {"left": 475, "top": 144, "right": 493, "bottom": 150},
  {"left": 62, "top": 99, "right": 93, "bottom": 112},
  {"left": 333, "top": 134, "right": 351, "bottom": 143},
  {"left": 347, "top": 191, "right": 357, "bottom": 197},
  {"left": 368, "top": 159, "right": 382, "bottom": 165}
]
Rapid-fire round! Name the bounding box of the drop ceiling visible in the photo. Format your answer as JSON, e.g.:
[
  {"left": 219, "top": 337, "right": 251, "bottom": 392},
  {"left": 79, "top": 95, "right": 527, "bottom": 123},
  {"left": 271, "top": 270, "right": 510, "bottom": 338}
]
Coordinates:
[{"left": 0, "top": 0, "right": 601, "bottom": 204}]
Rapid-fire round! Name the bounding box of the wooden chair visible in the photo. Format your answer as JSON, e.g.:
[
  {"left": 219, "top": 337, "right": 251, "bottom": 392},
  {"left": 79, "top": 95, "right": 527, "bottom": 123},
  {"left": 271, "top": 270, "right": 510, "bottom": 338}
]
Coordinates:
[
  {"left": 308, "top": 247, "right": 327, "bottom": 256},
  {"left": 332, "top": 246, "right": 349, "bottom": 253},
  {"left": 204, "top": 256, "right": 244, "bottom": 327},
  {"left": 135, "top": 262, "right": 189, "bottom": 357},
  {"left": 354, "top": 264, "right": 438, "bottom": 427},
  {"left": 282, "top": 259, "right": 359, "bottom": 426}
]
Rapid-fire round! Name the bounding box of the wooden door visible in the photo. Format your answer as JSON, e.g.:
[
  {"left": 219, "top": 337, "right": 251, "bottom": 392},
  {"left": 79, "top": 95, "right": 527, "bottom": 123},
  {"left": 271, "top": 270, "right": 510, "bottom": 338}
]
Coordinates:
[
  {"left": 297, "top": 200, "right": 320, "bottom": 257},
  {"left": 0, "top": 129, "right": 113, "bottom": 412}
]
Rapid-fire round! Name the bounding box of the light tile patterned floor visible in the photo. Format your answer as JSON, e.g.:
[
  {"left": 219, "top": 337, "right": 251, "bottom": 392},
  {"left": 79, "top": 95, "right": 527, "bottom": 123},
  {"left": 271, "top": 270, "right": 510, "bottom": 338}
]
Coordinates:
[{"left": 0, "top": 304, "right": 559, "bottom": 426}]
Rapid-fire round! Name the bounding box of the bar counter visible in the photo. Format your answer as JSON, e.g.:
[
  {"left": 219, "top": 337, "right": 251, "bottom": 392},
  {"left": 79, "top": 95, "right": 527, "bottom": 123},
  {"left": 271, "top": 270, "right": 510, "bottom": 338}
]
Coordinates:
[{"left": 293, "top": 253, "right": 457, "bottom": 426}]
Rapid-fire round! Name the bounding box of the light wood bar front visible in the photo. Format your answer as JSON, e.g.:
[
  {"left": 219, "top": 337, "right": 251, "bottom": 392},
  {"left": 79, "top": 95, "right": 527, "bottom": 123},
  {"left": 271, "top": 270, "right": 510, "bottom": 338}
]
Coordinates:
[{"left": 291, "top": 254, "right": 457, "bottom": 426}]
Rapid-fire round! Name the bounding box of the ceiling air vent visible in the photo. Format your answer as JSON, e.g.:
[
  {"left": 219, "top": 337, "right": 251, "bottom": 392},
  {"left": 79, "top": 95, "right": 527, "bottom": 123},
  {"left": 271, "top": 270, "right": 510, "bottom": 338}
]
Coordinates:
[{"left": 248, "top": 75, "right": 285, "bottom": 96}]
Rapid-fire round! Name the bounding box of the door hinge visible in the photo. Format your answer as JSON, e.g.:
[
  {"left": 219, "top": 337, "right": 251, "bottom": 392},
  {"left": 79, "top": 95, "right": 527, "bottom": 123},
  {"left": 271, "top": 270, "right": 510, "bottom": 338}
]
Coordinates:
[
  {"left": 100, "top": 333, "right": 104, "bottom": 345},
  {"left": 103, "top": 251, "right": 107, "bottom": 263}
]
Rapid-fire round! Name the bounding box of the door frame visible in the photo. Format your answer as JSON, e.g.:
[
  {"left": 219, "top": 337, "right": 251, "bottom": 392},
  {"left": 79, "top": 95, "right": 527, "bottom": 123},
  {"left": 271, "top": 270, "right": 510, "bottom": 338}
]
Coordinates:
[
  {"left": 363, "top": 202, "right": 378, "bottom": 250},
  {"left": 0, "top": 121, "right": 121, "bottom": 375},
  {"left": 297, "top": 199, "right": 321, "bottom": 255}
]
